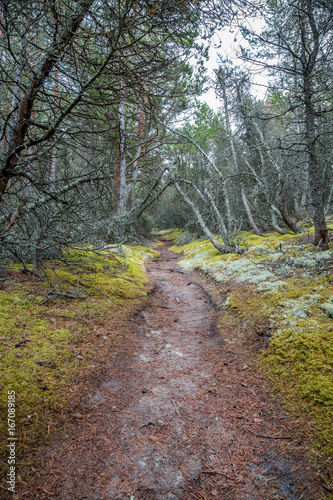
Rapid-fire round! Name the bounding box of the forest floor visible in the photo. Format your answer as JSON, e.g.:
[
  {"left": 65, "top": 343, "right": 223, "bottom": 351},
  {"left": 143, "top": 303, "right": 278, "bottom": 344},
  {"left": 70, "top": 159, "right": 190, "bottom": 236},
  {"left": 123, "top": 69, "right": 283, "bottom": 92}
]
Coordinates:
[{"left": 12, "top": 239, "right": 330, "bottom": 499}]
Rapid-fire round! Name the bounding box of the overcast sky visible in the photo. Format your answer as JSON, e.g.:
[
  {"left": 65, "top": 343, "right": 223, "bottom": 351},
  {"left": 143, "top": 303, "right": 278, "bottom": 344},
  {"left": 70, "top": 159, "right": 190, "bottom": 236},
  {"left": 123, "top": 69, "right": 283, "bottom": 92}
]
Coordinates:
[{"left": 199, "top": 17, "right": 268, "bottom": 112}]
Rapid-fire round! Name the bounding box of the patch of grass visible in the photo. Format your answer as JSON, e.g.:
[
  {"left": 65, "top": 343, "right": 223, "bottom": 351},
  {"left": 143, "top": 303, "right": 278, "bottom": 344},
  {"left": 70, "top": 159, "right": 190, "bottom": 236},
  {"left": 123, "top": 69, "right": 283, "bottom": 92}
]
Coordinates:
[{"left": 0, "top": 244, "right": 158, "bottom": 470}]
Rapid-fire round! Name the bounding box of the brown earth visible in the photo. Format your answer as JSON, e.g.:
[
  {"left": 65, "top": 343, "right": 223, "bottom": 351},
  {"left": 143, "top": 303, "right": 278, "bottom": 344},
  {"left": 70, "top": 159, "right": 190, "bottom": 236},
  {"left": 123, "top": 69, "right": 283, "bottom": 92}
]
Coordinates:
[{"left": 13, "top": 240, "right": 328, "bottom": 499}]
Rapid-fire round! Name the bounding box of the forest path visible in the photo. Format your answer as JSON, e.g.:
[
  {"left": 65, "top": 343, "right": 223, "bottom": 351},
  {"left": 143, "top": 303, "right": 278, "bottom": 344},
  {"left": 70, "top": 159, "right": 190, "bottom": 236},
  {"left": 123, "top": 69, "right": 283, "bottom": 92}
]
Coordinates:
[{"left": 32, "top": 240, "right": 318, "bottom": 500}]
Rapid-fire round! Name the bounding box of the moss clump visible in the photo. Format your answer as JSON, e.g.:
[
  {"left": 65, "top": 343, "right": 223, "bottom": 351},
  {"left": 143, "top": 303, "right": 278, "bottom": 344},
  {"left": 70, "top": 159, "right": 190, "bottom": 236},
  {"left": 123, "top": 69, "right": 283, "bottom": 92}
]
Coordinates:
[
  {"left": 236, "top": 230, "right": 301, "bottom": 249},
  {"left": 152, "top": 239, "right": 164, "bottom": 249},
  {"left": 262, "top": 328, "right": 333, "bottom": 454}
]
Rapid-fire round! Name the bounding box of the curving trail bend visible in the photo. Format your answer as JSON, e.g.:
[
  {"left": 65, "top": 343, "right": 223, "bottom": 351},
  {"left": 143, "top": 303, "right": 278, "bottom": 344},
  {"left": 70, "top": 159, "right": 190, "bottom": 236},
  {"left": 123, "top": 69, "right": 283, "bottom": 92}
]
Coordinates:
[{"left": 33, "top": 240, "right": 315, "bottom": 500}]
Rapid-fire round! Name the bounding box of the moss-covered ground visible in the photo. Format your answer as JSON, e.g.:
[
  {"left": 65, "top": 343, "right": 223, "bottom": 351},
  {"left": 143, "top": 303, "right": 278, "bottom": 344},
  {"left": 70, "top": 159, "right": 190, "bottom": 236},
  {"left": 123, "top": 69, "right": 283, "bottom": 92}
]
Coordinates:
[
  {"left": 170, "top": 227, "right": 333, "bottom": 459},
  {"left": 152, "top": 228, "right": 184, "bottom": 241},
  {"left": 0, "top": 244, "right": 158, "bottom": 474}
]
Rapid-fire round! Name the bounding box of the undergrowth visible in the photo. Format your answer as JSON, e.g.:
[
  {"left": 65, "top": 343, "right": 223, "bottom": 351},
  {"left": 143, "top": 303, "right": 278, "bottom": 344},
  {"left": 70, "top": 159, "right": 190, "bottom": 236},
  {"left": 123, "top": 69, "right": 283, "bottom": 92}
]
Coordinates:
[
  {"left": 0, "top": 244, "right": 158, "bottom": 472},
  {"left": 170, "top": 227, "right": 333, "bottom": 458}
]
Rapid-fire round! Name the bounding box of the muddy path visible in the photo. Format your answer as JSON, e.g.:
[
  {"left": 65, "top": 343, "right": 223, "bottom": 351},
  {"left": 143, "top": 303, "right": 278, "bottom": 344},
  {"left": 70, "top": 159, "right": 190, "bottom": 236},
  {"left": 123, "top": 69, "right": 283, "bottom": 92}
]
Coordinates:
[{"left": 28, "top": 240, "right": 323, "bottom": 500}]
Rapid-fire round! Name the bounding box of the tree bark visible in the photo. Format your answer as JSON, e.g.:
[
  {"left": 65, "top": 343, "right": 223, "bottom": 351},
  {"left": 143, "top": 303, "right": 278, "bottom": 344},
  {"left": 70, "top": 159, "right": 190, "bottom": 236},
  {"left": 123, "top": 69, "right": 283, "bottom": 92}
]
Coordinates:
[
  {"left": 204, "top": 186, "right": 232, "bottom": 246},
  {"left": 301, "top": 0, "right": 328, "bottom": 248},
  {"left": 0, "top": 0, "right": 95, "bottom": 200},
  {"left": 167, "top": 127, "right": 233, "bottom": 231},
  {"left": 174, "top": 181, "right": 237, "bottom": 254},
  {"left": 219, "top": 78, "right": 263, "bottom": 236},
  {"left": 276, "top": 196, "right": 301, "bottom": 234}
]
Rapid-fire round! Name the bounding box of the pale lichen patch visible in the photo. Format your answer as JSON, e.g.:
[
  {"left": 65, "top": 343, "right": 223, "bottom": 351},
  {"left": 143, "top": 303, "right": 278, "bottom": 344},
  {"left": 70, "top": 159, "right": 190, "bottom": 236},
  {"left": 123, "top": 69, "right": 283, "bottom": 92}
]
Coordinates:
[{"left": 170, "top": 227, "right": 333, "bottom": 456}]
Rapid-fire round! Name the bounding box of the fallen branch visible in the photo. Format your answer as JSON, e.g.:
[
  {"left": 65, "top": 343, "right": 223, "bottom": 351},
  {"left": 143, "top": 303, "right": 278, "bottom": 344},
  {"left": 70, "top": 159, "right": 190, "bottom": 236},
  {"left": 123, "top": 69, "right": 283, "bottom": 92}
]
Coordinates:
[
  {"left": 39, "top": 290, "right": 88, "bottom": 304},
  {"left": 139, "top": 421, "right": 156, "bottom": 429}
]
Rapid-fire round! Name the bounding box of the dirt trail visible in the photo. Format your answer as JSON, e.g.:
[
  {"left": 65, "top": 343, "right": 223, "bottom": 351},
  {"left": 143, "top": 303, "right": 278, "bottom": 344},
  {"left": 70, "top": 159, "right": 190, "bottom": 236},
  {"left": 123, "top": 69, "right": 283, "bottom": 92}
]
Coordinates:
[{"left": 30, "top": 241, "right": 321, "bottom": 499}]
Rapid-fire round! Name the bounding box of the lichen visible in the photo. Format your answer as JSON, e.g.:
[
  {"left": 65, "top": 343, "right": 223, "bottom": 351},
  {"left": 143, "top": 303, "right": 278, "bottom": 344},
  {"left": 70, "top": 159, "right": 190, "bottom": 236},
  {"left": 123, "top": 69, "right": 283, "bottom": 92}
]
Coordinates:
[
  {"left": 170, "top": 226, "right": 333, "bottom": 456},
  {"left": 257, "top": 280, "right": 286, "bottom": 292},
  {"left": 322, "top": 296, "right": 333, "bottom": 318}
]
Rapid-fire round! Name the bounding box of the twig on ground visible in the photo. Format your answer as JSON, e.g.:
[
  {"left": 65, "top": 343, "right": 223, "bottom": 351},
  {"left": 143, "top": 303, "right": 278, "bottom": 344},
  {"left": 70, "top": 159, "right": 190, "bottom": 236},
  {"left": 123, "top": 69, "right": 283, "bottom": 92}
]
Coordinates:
[
  {"left": 243, "top": 426, "right": 292, "bottom": 439},
  {"left": 172, "top": 398, "right": 181, "bottom": 416}
]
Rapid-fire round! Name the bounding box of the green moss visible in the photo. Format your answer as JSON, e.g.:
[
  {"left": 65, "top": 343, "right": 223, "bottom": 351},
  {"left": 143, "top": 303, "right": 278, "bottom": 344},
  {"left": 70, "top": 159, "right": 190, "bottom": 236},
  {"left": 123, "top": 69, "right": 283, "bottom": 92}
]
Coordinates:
[
  {"left": 153, "top": 228, "right": 183, "bottom": 241},
  {"left": 171, "top": 226, "right": 333, "bottom": 457},
  {"left": 0, "top": 243, "right": 159, "bottom": 464},
  {"left": 262, "top": 328, "right": 333, "bottom": 454},
  {"left": 152, "top": 239, "right": 164, "bottom": 249},
  {"left": 171, "top": 238, "right": 216, "bottom": 255},
  {"left": 236, "top": 230, "right": 301, "bottom": 248}
]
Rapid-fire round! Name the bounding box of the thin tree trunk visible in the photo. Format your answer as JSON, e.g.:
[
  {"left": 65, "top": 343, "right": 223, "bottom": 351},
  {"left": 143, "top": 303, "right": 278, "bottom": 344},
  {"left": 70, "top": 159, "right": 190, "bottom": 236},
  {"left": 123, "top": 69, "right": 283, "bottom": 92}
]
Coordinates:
[
  {"left": 276, "top": 196, "right": 301, "bottom": 234},
  {"left": 127, "top": 100, "right": 147, "bottom": 209},
  {"left": 270, "top": 205, "right": 291, "bottom": 235},
  {"left": 112, "top": 147, "right": 120, "bottom": 214},
  {"left": 167, "top": 127, "right": 233, "bottom": 231},
  {"left": 301, "top": 1, "right": 328, "bottom": 248},
  {"left": 112, "top": 87, "right": 127, "bottom": 216},
  {"left": 204, "top": 186, "right": 232, "bottom": 246},
  {"left": 220, "top": 81, "right": 263, "bottom": 236},
  {"left": 240, "top": 187, "right": 263, "bottom": 236},
  {"left": 174, "top": 181, "right": 237, "bottom": 254},
  {"left": 251, "top": 125, "right": 301, "bottom": 234},
  {"left": 325, "top": 179, "right": 333, "bottom": 215},
  {"left": 117, "top": 90, "right": 127, "bottom": 214},
  {"left": 174, "top": 177, "right": 232, "bottom": 247},
  {"left": 0, "top": 0, "right": 95, "bottom": 200},
  {"left": 50, "top": 67, "right": 59, "bottom": 185}
]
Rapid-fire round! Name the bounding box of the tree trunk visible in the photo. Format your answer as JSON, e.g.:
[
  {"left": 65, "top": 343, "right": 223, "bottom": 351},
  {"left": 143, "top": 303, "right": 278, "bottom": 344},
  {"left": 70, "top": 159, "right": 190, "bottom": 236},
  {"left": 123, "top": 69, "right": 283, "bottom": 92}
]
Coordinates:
[
  {"left": 127, "top": 100, "right": 147, "bottom": 209},
  {"left": 50, "top": 68, "right": 59, "bottom": 185},
  {"left": 204, "top": 186, "right": 232, "bottom": 246},
  {"left": 168, "top": 127, "right": 233, "bottom": 231},
  {"left": 301, "top": 1, "right": 328, "bottom": 248},
  {"left": 112, "top": 89, "right": 127, "bottom": 216},
  {"left": 174, "top": 181, "right": 237, "bottom": 254},
  {"left": 276, "top": 196, "right": 301, "bottom": 234},
  {"left": 303, "top": 80, "right": 328, "bottom": 247},
  {"left": 117, "top": 92, "right": 127, "bottom": 214},
  {"left": 220, "top": 81, "right": 263, "bottom": 236},
  {"left": 0, "top": 0, "right": 95, "bottom": 200},
  {"left": 270, "top": 206, "right": 291, "bottom": 235},
  {"left": 241, "top": 187, "right": 263, "bottom": 236}
]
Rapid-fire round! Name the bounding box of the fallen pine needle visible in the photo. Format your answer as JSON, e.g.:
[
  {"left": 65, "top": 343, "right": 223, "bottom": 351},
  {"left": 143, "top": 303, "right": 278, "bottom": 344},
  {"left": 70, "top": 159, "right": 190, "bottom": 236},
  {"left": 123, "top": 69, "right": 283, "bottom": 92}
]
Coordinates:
[
  {"left": 201, "top": 470, "right": 231, "bottom": 478},
  {"left": 243, "top": 427, "right": 292, "bottom": 439},
  {"left": 42, "top": 488, "right": 54, "bottom": 495},
  {"left": 172, "top": 398, "right": 181, "bottom": 416}
]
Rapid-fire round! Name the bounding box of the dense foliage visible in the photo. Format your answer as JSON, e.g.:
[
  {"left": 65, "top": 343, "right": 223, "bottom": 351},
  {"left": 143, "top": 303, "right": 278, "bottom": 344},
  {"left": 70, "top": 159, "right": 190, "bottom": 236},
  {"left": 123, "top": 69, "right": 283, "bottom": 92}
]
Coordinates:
[{"left": 1, "top": 0, "right": 332, "bottom": 262}]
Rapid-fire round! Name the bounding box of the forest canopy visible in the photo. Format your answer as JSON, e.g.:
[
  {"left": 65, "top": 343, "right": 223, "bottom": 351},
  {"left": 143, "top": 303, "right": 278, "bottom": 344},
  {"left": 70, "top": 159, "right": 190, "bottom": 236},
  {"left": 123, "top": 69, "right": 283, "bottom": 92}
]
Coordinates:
[{"left": 0, "top": 0, "right": 332, "bottom": 273}]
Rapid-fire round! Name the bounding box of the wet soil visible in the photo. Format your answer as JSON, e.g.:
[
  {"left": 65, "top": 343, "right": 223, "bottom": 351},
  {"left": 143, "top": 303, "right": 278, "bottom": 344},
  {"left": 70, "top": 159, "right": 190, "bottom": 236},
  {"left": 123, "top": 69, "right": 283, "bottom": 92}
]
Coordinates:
[{"left": 24, "top": 241, "right": 326, "bottom": 499}]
